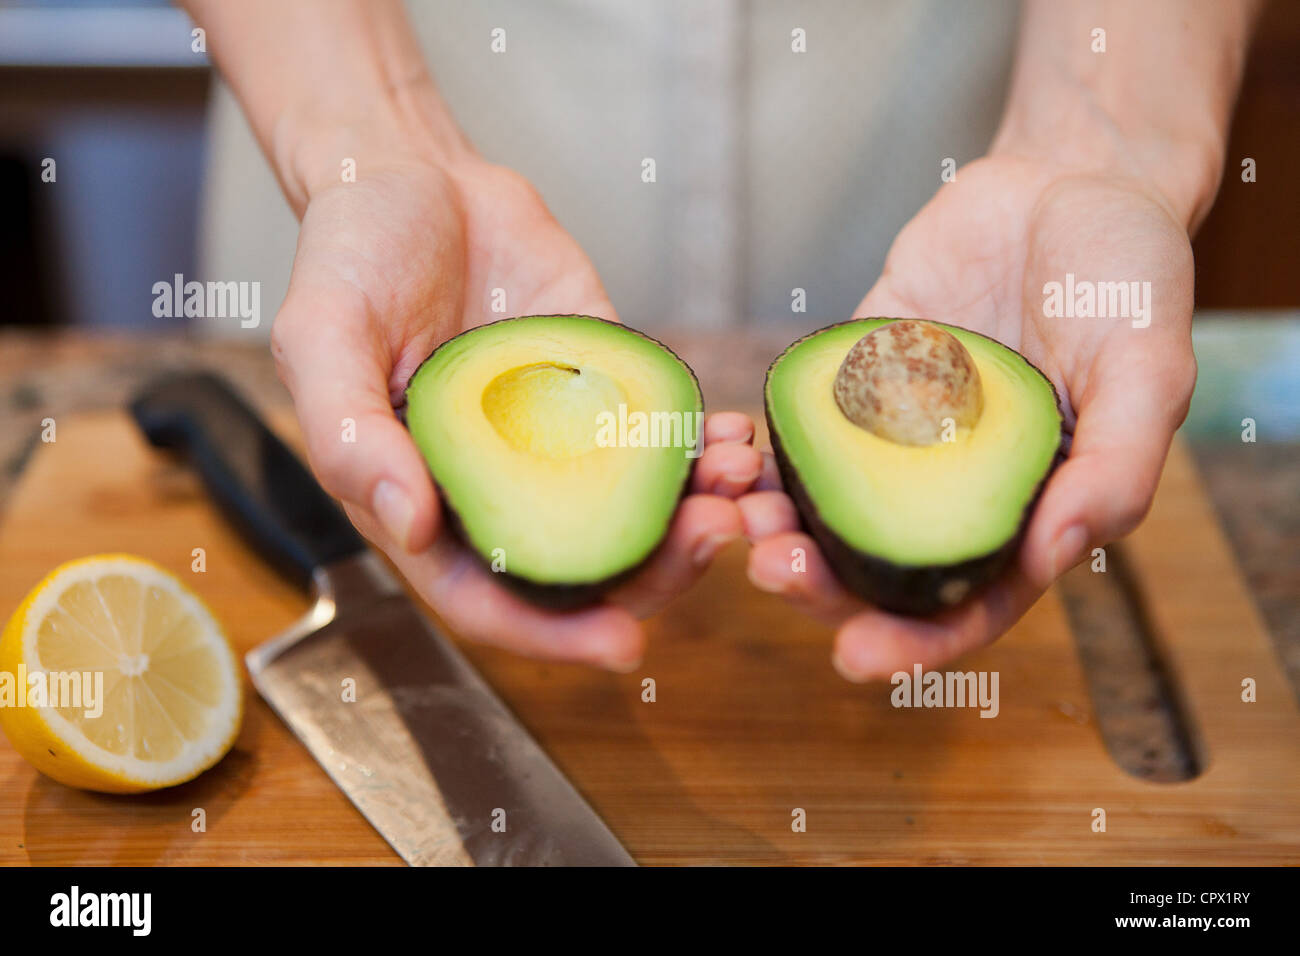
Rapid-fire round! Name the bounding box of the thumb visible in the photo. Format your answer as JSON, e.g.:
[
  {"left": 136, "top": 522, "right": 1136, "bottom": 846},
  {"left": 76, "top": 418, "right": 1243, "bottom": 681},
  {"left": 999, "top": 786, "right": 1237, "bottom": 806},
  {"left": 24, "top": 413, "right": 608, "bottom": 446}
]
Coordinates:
[
  {"left": 1020, "top": 348, "right": 1195, "bottom": 589},
  {"left": 270, "top": 286, "right": 439, "bottom": 553}
]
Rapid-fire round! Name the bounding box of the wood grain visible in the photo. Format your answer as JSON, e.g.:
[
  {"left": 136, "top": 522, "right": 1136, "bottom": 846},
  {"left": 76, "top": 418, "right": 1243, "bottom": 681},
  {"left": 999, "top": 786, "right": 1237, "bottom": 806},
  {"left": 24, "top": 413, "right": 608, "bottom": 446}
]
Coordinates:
[{"left": 0, "top": 411, "right": 1296, "bottom": 865}]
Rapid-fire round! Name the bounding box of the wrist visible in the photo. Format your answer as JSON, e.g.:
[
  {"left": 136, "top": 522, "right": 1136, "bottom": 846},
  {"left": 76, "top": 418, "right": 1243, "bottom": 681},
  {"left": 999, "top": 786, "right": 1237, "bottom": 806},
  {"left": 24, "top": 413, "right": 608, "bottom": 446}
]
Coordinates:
[
  {"left": 989, "top": 77, "right": 1223, "bottom": 233},
  {"left": 274, "top": 69, "right": 477, "bottom": 213},
  {"left": 988, "top": 0, "right": 1261, "bottom": 236}
]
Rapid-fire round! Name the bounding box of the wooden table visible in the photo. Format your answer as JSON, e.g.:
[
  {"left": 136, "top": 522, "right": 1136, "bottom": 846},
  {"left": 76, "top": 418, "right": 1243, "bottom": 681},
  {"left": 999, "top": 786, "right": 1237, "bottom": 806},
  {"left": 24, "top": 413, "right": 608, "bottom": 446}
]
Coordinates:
[{"left": 0, "top": 323, "right": 1297, "bottom": 864}]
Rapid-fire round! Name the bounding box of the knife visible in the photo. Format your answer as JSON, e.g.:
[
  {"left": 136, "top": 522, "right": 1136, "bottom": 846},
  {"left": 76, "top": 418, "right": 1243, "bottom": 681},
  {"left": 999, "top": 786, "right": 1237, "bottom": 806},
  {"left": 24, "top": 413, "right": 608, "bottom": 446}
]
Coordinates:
[{"left": 130, "top": 371, "right": 636, "bottom": 866}]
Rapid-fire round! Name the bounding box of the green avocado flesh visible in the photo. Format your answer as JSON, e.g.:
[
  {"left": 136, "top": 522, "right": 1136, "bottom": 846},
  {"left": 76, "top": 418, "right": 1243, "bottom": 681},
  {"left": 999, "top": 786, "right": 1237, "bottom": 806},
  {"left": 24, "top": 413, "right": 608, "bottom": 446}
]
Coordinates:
[
  {"left": 766, "top": 319, "right": 1062, "bottom": 613},
  {"left": 406, "top": 315, "right": 701, "bottom": 605}
]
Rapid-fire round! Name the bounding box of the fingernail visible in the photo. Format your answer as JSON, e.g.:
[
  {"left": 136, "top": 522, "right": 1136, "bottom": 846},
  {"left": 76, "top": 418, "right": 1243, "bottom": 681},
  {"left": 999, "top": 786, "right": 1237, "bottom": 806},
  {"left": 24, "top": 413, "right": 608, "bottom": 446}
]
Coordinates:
[
  {"left": 721, "top": 428, "right": 755, "bottom": 445},
  {"left": 746, "top": 563, "right": 786, "bottom": 594},
  {"left": 372, "top": 480, "right": 414, "bottom": 551},
  {"left": 831, "top": 648, "right": 870, "bottom": 683},
  {"left": 692, "top": 531, "right": 738, "bottom": 567},
  {"left": 1049, "top": 524, "right": 1088, "bottom": 580},
  {"left": 601, "top": 654, "right": 643, "bottom": 674},
  {"left": 832, "top": 645, "right": 898, "bottom": 684},
  {"left": 710, "top": 468, "right": 761, "bottom": 496},
  {"left": 707, "top": 417, "right": 754, "bottom": 445}
]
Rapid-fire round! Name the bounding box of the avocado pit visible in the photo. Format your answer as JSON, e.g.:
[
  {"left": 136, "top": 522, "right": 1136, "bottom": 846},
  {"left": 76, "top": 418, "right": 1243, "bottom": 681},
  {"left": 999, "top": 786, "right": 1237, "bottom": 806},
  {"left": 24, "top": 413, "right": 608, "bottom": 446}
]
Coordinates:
[
  {"left": 481, "top": 361, "right": 625, "bottom": 459},
  {"left": 832, "top": 319, "right": 983, "bottom": 446}
]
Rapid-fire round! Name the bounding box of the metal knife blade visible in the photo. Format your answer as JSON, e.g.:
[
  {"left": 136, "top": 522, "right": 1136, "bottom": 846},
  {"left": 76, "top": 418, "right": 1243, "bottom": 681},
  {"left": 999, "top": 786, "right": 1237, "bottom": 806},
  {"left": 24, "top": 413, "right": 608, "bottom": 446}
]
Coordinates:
[
  {"left": 131, "top": 372, "right": 635, "bottom": 867},
  {"left": 246, "top": 552, "right": 635, "bottom": 866}
]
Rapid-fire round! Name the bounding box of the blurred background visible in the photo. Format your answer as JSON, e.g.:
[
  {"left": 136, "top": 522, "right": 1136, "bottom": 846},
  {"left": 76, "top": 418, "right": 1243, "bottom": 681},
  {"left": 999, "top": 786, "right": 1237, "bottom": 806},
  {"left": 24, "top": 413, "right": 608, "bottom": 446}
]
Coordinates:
[
  {"left": 2, "top": 0, "right": 1296, "bottom": 334},
  {"left": 1, "top": 0, "right": 207, "bottom": 331}
]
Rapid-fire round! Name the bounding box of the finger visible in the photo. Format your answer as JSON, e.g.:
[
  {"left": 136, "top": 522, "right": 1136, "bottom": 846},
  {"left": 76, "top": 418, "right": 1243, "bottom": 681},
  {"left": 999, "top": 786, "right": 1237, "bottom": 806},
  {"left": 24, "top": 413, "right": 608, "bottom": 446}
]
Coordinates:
[
  {"left": 737, "top": 490, "right": 800, "bottom": 541},
  {"left": 703, "top": 411, "right": 755, "bottom": 446},
  {"left": 755, "top": 451, "right": 785, "bottom": 491},
  {"left": 691, "top": 441, "right": 763, "bottom": 498},
  {"left": 831, "top": 570, "right": 1042, "bottom": 682},
  {"left": 1020, "top": 349, "right": 1194, "bottom": 590},
  {"left": 272, "top": 286, "right": 439, "bottom": 553},
  {"left": 343, "top": 503, "right": 646, "bottom": 670},
  {"left": 608, "top": 494, "right": 743, "bottom": 619},
  {"left": 746, "top": 532, "right": 865, "bottom": 625}
]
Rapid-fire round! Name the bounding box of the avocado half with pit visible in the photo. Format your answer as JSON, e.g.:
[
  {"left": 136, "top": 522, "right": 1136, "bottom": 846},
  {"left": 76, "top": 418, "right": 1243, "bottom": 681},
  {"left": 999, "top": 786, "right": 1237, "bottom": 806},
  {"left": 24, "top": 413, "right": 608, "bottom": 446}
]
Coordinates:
[
  {"left": 765, "top": 318, "right": 1064, "bottom": 616},
  {"left": 405, "top": 315, "right": 702, "bottom": 609}
]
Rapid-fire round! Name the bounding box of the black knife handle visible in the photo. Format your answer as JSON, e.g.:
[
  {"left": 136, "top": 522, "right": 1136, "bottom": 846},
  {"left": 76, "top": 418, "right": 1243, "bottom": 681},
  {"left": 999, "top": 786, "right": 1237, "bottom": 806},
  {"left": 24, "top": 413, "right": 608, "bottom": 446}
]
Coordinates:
[{"left": 130, "top": 371, "right": 364, "bottom": 590}]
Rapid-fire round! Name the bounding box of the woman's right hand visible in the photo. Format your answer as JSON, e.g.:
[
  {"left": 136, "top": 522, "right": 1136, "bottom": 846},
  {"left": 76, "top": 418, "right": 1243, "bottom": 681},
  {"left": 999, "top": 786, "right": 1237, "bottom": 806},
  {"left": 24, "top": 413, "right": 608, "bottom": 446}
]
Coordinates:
[{"left": 270, "top": 125, "right": 759, "bottom": 671}]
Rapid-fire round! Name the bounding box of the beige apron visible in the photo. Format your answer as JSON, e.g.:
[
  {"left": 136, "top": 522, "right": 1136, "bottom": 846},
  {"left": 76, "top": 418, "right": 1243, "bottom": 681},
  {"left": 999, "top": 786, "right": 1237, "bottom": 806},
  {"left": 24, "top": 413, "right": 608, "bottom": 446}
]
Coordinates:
[{"left": 199, "top": 0, "right": 1018, "bottom": 337}]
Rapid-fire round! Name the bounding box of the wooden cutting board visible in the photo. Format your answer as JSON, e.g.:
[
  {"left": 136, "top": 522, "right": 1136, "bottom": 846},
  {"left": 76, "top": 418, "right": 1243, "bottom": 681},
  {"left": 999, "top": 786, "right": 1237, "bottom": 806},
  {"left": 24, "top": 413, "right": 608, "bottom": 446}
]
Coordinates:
[{"left": 0, "top": 410, "right": 1297, "bottom": 865}]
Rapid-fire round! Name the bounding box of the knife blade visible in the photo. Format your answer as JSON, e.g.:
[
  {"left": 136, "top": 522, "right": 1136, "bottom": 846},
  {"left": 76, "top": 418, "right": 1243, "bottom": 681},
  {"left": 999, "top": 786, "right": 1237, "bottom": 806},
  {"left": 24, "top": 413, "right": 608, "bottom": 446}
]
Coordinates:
[{"left": 130, "top": 371, "right": 635, "bottom": 866}]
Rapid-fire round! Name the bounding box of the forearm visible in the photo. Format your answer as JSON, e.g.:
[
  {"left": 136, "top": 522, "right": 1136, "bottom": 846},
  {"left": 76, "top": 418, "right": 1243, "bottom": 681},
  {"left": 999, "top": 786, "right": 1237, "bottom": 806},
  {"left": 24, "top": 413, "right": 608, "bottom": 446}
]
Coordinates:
[
  {"left": 991, "top": 0, "right": 1263, "bottom": 232},
  {"left": 179, "top": 0, "right": 472, "bottom": 213}
]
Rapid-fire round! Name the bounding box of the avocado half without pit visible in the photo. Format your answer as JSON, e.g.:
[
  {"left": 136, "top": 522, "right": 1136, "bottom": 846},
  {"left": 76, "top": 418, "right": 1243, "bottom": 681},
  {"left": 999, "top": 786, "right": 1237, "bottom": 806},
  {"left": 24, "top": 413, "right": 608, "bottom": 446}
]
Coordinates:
[
  {"left": 765, "top": 318, "right": 1064, "bottom": 616},
  {"left": 405, "top": 315, "right": 702, "bottom": 610}
]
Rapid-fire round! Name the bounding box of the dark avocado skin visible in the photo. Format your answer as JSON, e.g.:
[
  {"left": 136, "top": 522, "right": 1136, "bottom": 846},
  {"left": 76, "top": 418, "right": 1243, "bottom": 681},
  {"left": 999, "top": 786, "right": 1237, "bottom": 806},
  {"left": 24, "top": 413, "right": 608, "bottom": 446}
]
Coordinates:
[
  {"left": 405, "top": 315, "right": 702, "bottom": 611},
  {"left": 764, "top": 319, "right": 1067, "bottom": 617}
]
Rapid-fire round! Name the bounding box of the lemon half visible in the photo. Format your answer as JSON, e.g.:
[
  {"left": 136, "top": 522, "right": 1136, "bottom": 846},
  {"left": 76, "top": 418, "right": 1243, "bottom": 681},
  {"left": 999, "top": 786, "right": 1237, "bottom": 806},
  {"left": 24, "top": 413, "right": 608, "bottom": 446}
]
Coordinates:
[{"left": 0, "top": 555, "right": 242, "bottom": 793}]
